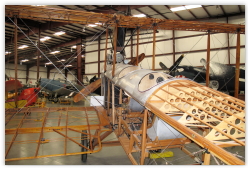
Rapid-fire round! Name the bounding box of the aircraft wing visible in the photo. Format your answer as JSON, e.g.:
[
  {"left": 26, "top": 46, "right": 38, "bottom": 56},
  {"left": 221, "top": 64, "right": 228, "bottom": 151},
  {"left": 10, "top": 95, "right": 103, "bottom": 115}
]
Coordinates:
[{"left": 5, "top": 80, "right": 23, "bottom": 92}]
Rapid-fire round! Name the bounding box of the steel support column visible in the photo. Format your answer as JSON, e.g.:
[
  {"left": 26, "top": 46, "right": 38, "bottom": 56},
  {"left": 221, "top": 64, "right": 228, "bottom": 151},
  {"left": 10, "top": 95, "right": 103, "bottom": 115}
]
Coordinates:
[
  {"left": 227, "top": 17, "right": 231, "bottom": 65},
  {"left": 234, "top": 30, "right": 241, "bottom": 98},
  {"left": 36, "top": 25, "right": 40, "bottom": 80},
  {"left": 14, "top": 16, "right": 18, "bottom": 108},
  {"left": 136, "top": 28, "right": 139, "bottom": 66},
  {"left": 77, "top": 44, "right": 82, "bottom": 85},
  {"left": 152, "top": 24, "right": 156, "bottom": 70},
  {"left": 172, "top": 30, "right": 176, "bottom": 65},
  {"left": 26, "top": 65, "right": 30, "bottom": 83},
  {"left": 47, "top": 67, "right": 52, "bottom": 79},
  {"left": 206, "top": 31, "right": 210, "bottom": 87}
]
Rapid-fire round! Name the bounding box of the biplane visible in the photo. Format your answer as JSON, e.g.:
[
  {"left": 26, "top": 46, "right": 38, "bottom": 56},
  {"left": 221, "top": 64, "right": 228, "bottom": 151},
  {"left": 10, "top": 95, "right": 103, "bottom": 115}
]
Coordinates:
[{"left": 5, "top": 5, "right": 245, "bottom": 165}]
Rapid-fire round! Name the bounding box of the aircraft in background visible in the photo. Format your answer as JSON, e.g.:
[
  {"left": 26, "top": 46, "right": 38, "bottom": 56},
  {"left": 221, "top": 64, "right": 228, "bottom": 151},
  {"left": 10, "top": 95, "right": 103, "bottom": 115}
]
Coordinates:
[
  {"left": 38, "top": 78, "right": 84, "bottom": 103},
  {"left": 5, "top": 79, "right": 40, "bottom": 108},
  {"left": 159, "top": 55, "right": 245, "bottom": 94}
]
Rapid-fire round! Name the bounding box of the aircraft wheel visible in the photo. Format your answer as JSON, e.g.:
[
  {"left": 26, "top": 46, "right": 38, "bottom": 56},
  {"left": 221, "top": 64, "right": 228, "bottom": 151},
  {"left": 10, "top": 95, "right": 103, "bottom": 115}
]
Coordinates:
[
  {"left": 81, "top": 130, "right": 88, "bottom": 162},
  {"left": 53, "top": 98, "right": 59, "bottom": 103},
  {"left": 48, "top": 96, "right": 53, "bottom": 101}
]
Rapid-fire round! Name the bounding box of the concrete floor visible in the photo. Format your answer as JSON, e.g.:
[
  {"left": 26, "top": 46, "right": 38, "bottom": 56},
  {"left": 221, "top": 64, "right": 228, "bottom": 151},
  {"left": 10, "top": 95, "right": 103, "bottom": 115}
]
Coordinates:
[{"left": 5, "top": 97, "right": 245, "bottom": 165}]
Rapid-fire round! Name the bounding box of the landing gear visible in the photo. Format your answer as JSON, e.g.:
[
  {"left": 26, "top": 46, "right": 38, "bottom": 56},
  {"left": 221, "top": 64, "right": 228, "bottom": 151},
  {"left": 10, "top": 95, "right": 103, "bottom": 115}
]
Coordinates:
[
  {"left": 81, "top": 130, "right": 88, "bottom": 162},
  {"left": 53, "top": 97, "right": 59, "bottom": 103}
]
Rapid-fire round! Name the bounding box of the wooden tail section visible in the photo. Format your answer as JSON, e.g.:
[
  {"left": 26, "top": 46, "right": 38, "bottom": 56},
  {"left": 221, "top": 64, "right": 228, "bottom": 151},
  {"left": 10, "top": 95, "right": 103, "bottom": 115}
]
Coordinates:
[{"left": 145, "top": 79, "right": 245, "bottom": 165}]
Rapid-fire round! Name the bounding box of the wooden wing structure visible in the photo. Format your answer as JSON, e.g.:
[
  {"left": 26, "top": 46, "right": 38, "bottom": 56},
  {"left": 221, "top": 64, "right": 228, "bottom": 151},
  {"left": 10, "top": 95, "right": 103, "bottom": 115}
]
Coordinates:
[{"left": 5, "top": 5, "right": 245, "bottom": 165}]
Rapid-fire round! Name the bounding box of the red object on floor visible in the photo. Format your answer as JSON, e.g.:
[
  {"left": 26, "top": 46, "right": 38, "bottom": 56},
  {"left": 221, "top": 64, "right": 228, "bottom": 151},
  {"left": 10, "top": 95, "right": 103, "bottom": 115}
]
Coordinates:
[{"left": 18, "top": 87, "right": 40, "bottom": 107}]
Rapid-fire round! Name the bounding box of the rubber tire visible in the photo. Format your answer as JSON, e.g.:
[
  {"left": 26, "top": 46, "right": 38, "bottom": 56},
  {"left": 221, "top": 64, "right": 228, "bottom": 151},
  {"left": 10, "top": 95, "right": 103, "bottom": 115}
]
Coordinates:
[
  {"left": 53, "top": 98, "right": 59, "bottom": 103},
  {"left": 48, "top": 96, "right": 53, "bottom": 101},
  {"left": 81, "top": 130, "right": 88, "bottom": 162}
]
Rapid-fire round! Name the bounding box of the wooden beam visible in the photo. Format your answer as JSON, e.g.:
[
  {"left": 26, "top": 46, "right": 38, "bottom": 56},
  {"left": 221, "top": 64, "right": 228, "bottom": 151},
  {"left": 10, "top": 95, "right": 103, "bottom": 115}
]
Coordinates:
[
  {"left": 5, "top": 5, "right": 245, "bottom": 33},
  {"left": 140, "top": 109, "right": 148, "bottom": 165},
  {"left": 172, "top": 30, "right": 175, "bottom": 65},
  {"left": 112, "top": 23, "right": 118, "bottom": 77},
  {"left": 203, "top": 153, "right": 211, "bottom": 165},
  {"left": 98, "top": 36, "right": 100, "bottom": 78},
  {"left": 206, "top": 31, "right": 210, "bottom": 87},
  {"left": 234, "top": 30, "right": 241, "bottom": 98},
  {"left": 104, "top": 28, "right": 108, "bottom": 72}
]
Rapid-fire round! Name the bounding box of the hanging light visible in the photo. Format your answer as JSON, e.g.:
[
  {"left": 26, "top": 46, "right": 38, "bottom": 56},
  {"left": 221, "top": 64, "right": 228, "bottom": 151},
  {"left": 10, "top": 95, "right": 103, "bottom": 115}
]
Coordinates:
[{"left": 53, "top": 31, "right": 65, "bottom": 36}]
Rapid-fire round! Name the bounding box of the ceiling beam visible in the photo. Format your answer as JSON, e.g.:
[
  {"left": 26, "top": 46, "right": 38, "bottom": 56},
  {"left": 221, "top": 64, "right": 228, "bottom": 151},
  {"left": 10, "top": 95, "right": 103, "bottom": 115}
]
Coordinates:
[
  {"left": 91, "top": 5, "right": 148, "bottom": 14},
  {"left": 148, "top": 6, "right": 168, "bottom": 19},
  {"left": 134, "top": 8, "right": 152, "bottom": 18},
  {"left": 165, "top": 5, "right": 184, "bottom": 20},
  {"left": 183, "top": 5, "right": 197, "bottom": 19},
  {"left": 5, "top": 21, "right": 70, "bottom": 46},
  {"left": 201, "top": 5, "right": 212, "bottom": 18},
  {"left": 238, "top": 5, "right": 242, "bottom": 13},
  {"left": 220, "top": 5, "right": 227, "bottom": 16},
  {"left": 6, "top": 37, "right": 83, "bottom": 62}
]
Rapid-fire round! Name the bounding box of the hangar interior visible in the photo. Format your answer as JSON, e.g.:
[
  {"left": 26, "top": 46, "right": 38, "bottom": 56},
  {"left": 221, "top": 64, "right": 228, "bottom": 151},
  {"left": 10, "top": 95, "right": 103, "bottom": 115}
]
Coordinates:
[{"left": 5, "top": 5, "right": 245, "bottom": 165}]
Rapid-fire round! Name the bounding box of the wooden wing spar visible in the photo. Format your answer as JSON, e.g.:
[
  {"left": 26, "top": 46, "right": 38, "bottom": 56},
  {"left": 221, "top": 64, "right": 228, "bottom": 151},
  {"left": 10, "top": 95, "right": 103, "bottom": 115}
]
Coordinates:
[
  {"left": 102, "top": 63, "right": 245, "bottom": 165},
  {"left": 5, "top": 5, "right": 244, "bottom": 33}
]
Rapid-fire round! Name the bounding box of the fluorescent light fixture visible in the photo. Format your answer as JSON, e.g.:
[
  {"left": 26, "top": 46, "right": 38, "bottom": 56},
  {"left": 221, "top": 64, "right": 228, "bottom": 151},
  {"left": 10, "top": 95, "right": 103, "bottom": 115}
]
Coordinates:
[
  {"left": 33, "top": 56, "right": 42, "bottom": 59},
  {"left": 88, "top": 24, "right": 97, "bottom": 27},
  {"left": 71, "top": 45, "right": 84, "bottom": 49},
  {"left": 74, "top": 55, "right": 85, "bottom": 58},
  {"left": 56, "top": 59, "right": 66, "bottom": 62},
  {"left": 18, "top": 45, "right": 28, "bottom": 49},
  {"left": 5, "top": 51, "right": 11, "bottom": 55},
  {"left": 21, "top": 59, "right": 29, "bottom": 62},
  {"left": 185, "top": 5, "right": 202, "bottom": 9},
  {"left": 31, "top": 5, "right": 45, "bottom": 6},
  {"left": 133, "top": 14, "right": 146, "bottom": 18},
  {"left": 45, "top": 62, "right": 52, "bottom": 65},
  {"left": 50, "top": 51, "right": 60, "bottom": 54},
  {"left": 170, "top": 5, "right": 202, "bottom": 12},
  {"left": 95, "top": 23, "right": 102, "bottom": 25},
  {"left": 65, "top": 65, "right": 72, "bottom": 67},
  {"left": 40, "top": 36, "right": 51, "bottom": 42},
  {"left": 53, "top": 31, "right": 65, "bottom": 36}
]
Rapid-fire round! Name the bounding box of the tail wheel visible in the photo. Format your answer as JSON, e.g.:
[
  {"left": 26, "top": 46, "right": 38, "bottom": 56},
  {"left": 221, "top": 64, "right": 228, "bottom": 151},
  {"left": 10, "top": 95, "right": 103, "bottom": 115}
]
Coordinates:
[{"left": 81, "top": 130, "right": 88, "bottom": 162}]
